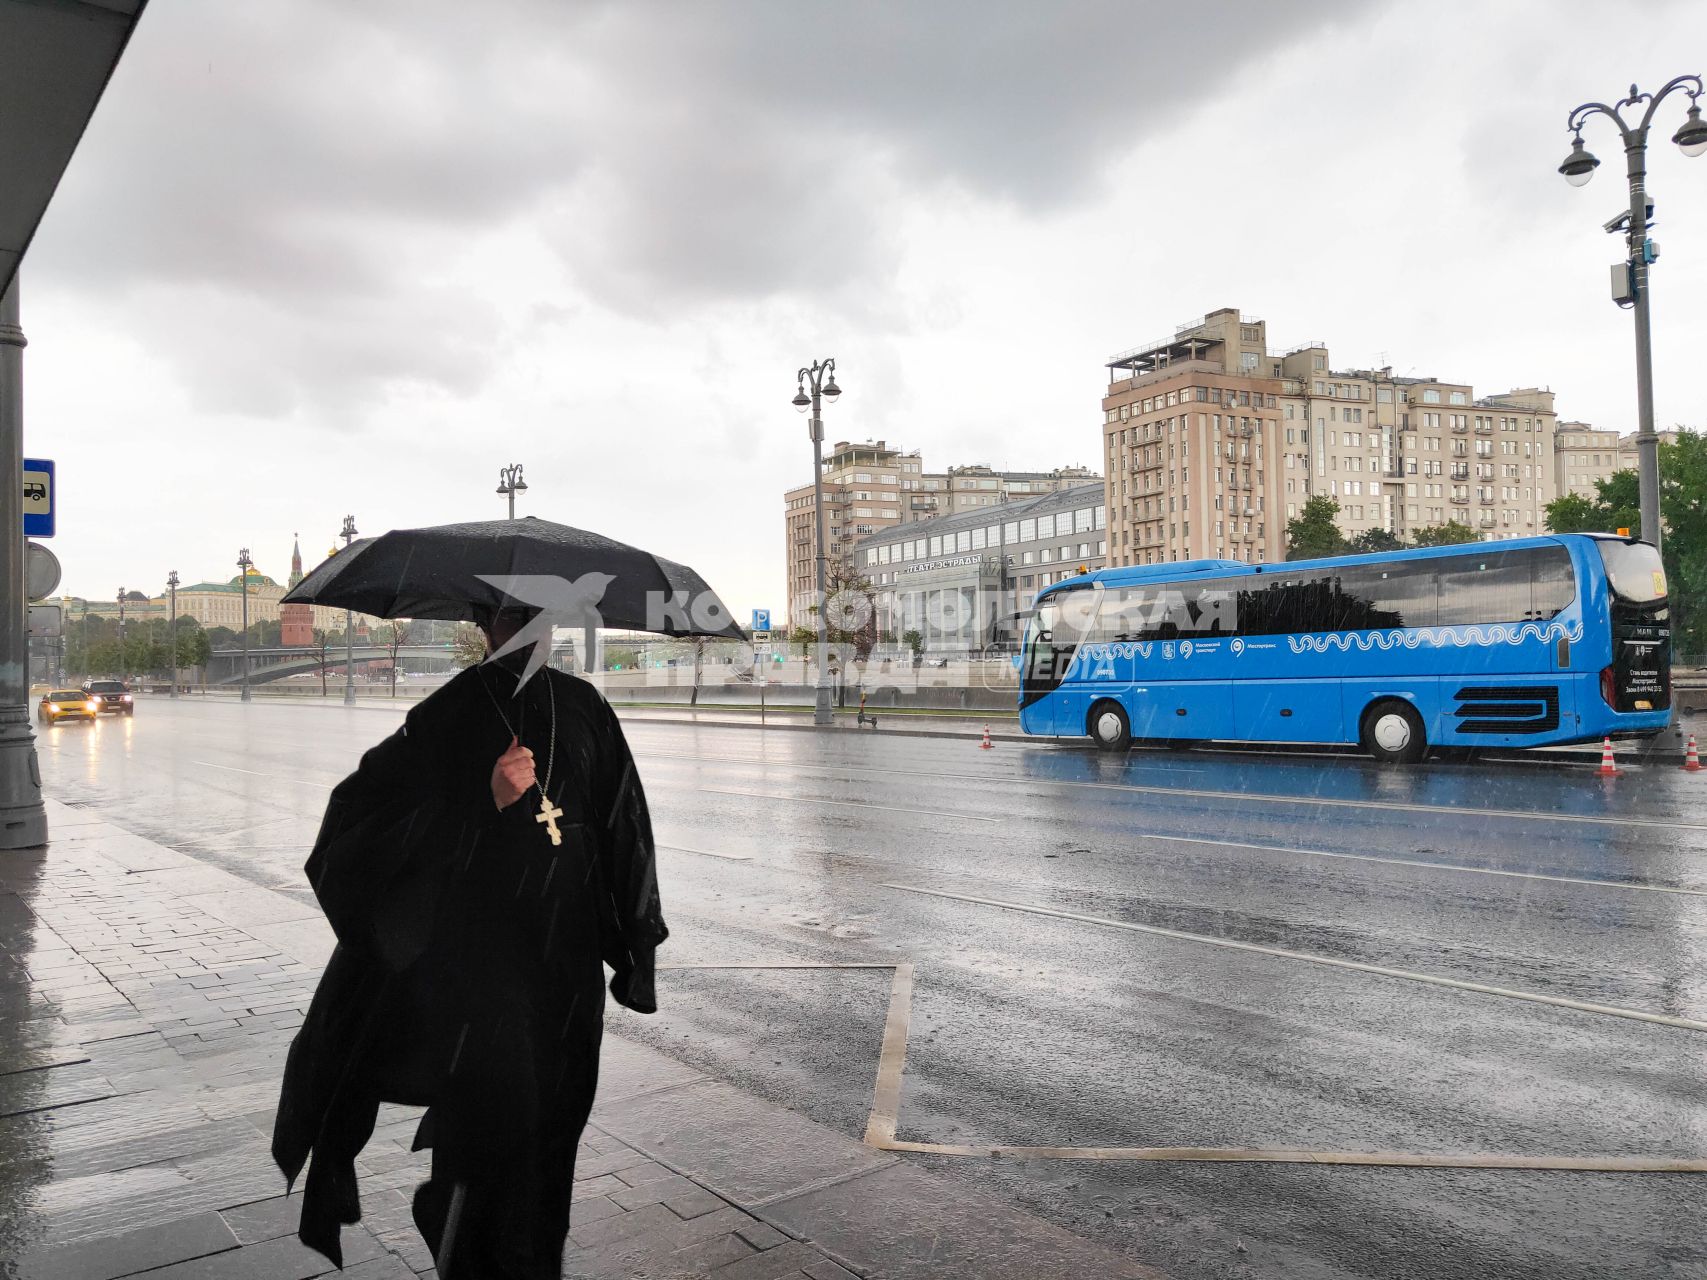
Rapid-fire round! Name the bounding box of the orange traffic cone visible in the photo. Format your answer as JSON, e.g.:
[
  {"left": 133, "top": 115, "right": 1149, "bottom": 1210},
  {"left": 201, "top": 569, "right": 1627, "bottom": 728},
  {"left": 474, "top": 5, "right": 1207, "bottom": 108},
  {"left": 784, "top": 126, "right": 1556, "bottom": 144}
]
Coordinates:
[
  {"left": 1685, "top": 734, "right": 1702, "bottom": 773},
  {"left": 980, "top": 724, "right": 993, "bottom": 750},
  {"left": 1597, "top": 736, "right": 1618, "bottom": 777}
]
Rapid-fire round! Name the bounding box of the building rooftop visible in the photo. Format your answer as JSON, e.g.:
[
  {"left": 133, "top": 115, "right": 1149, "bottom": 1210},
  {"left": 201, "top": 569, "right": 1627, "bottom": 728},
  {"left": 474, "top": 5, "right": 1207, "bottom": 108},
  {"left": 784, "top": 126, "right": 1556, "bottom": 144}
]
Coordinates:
[{"left": 853, "top": 485, "right": 1104, "bottom": 551}]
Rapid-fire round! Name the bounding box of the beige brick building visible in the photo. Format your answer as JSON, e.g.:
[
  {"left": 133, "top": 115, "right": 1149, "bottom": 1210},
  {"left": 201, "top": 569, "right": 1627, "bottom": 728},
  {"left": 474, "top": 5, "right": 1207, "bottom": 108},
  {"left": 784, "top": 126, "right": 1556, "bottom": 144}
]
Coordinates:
[
  {"left": 785, "top": 440, "right": 925, "bottom": 627},
  {"left": 1102, "top": 308, "right": 1564, "bottom": 567},
  {"left": 1555, "top": 422, "right": 1626, "bottom": 498}
]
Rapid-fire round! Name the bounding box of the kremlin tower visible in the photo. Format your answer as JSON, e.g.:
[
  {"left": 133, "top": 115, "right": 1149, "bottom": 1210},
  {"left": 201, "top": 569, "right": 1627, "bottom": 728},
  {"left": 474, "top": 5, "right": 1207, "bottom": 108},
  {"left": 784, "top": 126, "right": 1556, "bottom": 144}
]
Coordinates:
[{"left": 279, "top": 535, "right": 315, "bottom": 647}]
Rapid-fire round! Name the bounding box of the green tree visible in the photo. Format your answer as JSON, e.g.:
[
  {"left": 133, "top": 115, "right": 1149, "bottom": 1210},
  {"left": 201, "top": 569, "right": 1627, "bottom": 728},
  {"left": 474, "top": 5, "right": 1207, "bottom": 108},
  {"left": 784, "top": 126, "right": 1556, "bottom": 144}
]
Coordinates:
[
  {"left": 902, "top": 628, "right": 924, "bottom": 667},
  {"left": 1542, "top": 492, "right": 1603, "bottom": 535},
  {"left": 1409, "top": 522, "right": 1482, "bottom": 547},
  {"left": 788, "top": 625, "right": 816, "bottom": 659},
  {"left": 451, "top": 623, "right": 488, "bottom": 669},
  {"left": 206, "top": 625, "right": 238, "bottom": 650},
  {"left": 1545, "top": 470, "right": 1640, "bottom": 536},
  {"left": 1285, "top": 496, "right": 1345, "bottom": 561},
  {"left": 1345, "top": 528, "right": 1404, "bottom": 554},
  {"left": 1659, "top": 433, "right": 1707, "bottom": 655}
]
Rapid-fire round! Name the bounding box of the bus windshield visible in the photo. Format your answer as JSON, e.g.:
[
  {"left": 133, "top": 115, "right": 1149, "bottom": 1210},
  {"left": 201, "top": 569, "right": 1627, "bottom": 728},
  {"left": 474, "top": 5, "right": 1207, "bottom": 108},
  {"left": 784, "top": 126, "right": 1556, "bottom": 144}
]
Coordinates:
[{"left": 1597, "top": 540, "right": 1666, "bottom": 604}]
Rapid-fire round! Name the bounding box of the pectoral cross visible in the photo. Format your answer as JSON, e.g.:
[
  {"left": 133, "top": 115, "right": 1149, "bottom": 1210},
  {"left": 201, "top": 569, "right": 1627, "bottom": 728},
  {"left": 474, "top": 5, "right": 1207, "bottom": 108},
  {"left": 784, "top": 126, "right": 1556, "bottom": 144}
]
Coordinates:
[{"left": 536, "top": 797, "right": 564, "bottom": 846}]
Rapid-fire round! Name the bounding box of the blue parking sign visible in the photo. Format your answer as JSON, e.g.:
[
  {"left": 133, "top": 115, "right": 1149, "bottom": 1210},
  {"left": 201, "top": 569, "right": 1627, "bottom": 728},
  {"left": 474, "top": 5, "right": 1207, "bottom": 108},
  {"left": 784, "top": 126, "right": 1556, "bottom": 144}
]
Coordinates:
[
  {"left": 751, "top": 608, "right": 771, "bottom": 632},
  {"left": 23, "top": 458, "right": 53, "bottom": 538}
]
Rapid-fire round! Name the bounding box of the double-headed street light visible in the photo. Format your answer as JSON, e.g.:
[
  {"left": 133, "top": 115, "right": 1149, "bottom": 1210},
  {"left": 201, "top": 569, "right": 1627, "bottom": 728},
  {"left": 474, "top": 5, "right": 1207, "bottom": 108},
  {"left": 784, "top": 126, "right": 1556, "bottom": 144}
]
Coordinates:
[
  {"left": 793, "top": 358, "right": 842, "bottom": 727},
  {"left": 116, "top": 587, "right": 126, "bottom": 679},
  {"left": 1560, "top": 75, "right": 1707, "bottom": 552},
  {"left": 236, "top": 548, "right": 253, "bottom": 702},
  {"left": 166, "top": 571, "right": 179, "bottom": 699},
  {"left": 340, "top": 515, "right": 358, "bottom": 705},
  {"left": 497, "top": 463, "right": 528, "bottom": 519}
]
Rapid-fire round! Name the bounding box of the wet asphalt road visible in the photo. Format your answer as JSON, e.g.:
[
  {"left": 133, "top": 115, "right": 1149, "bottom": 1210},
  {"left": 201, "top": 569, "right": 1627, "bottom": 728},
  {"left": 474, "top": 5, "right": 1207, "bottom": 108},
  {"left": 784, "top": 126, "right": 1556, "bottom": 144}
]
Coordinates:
[{"left": 33, "top": 697, "right": 1707, "bottom": 1280}]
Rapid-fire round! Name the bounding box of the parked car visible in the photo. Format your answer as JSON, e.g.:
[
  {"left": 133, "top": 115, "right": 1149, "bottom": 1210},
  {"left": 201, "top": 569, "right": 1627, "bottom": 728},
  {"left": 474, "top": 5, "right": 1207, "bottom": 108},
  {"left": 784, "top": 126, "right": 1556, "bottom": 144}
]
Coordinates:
[
  {"left": 38, "top": 689, "right": 97, "bottom": 725},
  {"left": 80, "top": 679, "right": 134, "bottom": 716}
]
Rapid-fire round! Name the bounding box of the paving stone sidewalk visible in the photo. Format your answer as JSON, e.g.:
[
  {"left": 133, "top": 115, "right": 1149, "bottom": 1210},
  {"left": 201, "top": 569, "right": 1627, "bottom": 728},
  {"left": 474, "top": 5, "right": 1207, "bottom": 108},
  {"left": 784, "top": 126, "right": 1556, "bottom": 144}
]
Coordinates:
[{"left": 1, "top": 799, "right": 1159, "bottom": 1280}]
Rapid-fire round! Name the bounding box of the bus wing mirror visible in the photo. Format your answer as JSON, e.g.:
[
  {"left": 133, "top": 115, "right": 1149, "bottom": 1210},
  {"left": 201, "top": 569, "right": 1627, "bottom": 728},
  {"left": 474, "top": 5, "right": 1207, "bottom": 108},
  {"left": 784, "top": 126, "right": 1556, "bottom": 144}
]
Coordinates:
[{"left": 1010, "top": 653, "right": 1022, "bottom": 671}]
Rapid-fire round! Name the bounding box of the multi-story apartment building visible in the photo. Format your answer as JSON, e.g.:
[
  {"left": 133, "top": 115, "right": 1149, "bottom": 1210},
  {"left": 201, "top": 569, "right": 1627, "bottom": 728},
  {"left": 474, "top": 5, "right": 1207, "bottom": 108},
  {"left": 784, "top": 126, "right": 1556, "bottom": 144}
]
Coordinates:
[
  {"left": 1102, "top": 308, "right": 1563, "bottom": 567},
  {"left": 1555, "top": 422, "right": 1626, "bottom": 498},
  {"left": 784, "top": 440, "right": 925, "bottom": 627}
]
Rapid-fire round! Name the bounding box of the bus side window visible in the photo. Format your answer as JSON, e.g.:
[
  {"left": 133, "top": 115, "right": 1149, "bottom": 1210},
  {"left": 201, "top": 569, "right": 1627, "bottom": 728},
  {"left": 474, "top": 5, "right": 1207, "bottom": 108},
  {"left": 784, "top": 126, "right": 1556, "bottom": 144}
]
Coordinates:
[
  {"left": 1437, "top": 551, "right": 1532, "bottom": 627},
  {"left": 1531, "top": 547, "right": 1576, "bottom": 620}
]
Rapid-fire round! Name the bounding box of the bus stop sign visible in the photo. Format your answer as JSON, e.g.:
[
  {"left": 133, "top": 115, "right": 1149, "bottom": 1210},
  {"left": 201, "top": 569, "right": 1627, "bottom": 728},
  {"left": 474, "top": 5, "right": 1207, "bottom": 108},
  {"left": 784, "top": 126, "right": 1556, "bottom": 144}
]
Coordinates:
[{"left": 23, "top": 457, "right": 52, "bottom": 537}]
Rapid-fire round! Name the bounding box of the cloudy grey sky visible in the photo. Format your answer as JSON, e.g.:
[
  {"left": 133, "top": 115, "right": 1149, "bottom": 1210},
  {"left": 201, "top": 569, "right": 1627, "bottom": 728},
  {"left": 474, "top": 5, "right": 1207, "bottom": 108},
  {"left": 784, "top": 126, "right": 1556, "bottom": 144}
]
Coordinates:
[{"left": 22, "top": 0, "right": 1707, "bottom": 611}]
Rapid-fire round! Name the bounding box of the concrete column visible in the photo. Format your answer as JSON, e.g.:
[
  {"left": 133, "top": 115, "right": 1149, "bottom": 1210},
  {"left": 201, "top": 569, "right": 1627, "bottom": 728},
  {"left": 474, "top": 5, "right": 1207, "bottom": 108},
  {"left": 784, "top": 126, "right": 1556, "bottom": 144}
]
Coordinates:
[{"left": 0, "top": 280, "right": 46, "bottom": 849}]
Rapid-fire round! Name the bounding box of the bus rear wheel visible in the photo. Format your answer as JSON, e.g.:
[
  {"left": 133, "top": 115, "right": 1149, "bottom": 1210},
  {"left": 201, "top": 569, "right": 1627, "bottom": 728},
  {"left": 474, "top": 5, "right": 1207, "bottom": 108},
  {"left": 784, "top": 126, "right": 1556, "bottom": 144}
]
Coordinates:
[
  {"left": 1088, "top": 701, "right": 1131, "bottom": 753},
  {"left": 1361, "top": 699, "right": 1426, "bottom": 765}
]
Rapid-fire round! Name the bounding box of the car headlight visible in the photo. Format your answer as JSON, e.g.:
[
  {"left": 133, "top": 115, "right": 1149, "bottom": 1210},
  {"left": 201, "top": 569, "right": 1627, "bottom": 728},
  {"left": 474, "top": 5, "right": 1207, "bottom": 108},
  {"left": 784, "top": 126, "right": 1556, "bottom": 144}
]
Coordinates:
[
  {"left": 85, "top": 701, "right": 98, "bottom": 711},
  {"left": 121, "top": 695, "right": 132, "bottom": 702}
]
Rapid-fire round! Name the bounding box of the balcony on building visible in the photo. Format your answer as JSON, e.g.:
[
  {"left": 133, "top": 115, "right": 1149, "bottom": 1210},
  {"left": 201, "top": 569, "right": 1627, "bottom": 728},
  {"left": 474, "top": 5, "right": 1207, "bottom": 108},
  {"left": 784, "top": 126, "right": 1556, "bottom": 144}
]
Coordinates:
[
  {"left": 1451, "top": 422, "right": 1468, "bottom": 434},
  {"left": 1450, "top": 493, "right": 1469, "bottom": 504},
  {"left": 1451, "top": 465, "right": 1469, "bottom": 480}
]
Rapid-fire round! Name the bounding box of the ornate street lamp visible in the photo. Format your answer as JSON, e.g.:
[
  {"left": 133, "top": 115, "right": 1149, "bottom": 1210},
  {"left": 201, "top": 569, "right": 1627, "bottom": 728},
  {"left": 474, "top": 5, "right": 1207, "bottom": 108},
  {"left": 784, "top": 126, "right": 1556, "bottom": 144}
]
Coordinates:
[
  {"left": 794, "top": 358, "right": 842, "bottom": 726},
  {"left": 236, "top": 548, "right": 253, "bottom": 702},
  {"left": 497, "top": 463, "right": 528, "bottom": 519},
  {"left": 1560, "top": 75, "right": 1705, "bottom": 551},
  {"left": 166, "top": 570, "right": 179, "bottom": 699},
  {"left": 339, "top": 515, "right": 358, "bottom": 705}
]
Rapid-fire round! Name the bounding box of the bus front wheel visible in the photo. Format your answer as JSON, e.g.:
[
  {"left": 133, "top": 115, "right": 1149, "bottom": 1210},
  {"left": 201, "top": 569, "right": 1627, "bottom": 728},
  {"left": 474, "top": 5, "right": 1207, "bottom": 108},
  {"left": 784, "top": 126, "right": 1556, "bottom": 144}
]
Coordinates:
[
  {"left": 1361, "top": 699, "right": 1426, "bottom": 765},
  {"left": 1088, "top": 701, "right": 1132, "bottom": 753}
]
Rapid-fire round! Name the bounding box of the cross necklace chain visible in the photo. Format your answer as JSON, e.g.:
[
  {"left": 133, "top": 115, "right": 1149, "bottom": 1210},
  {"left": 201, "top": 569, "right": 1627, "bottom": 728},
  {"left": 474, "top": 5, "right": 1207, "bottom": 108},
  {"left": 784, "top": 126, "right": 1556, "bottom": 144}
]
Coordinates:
[{"left": 480, "top": 668, "right": 565, "bottom": 846}]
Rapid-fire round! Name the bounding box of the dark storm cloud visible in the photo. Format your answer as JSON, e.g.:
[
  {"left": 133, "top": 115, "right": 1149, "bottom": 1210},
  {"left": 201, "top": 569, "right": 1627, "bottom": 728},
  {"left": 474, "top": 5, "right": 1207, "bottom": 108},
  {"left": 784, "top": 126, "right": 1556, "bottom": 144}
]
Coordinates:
[{"left": 30, "top": 0, "right": 1369, "bottom": 416}]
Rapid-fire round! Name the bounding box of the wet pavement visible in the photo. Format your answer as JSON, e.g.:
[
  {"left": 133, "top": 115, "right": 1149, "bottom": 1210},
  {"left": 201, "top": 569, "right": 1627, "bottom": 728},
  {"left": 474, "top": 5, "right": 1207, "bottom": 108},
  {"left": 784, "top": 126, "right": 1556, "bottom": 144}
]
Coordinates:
[{"left": 23, "top": 696, "right": 1707, "bottom": 1279}]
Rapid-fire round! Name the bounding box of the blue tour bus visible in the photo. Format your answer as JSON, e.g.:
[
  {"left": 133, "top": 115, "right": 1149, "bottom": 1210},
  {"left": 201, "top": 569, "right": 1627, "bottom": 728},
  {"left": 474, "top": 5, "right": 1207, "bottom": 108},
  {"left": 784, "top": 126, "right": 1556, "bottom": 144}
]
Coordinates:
[{"left": 1018, "top": 533, "right": 1671, "bottom": 763}]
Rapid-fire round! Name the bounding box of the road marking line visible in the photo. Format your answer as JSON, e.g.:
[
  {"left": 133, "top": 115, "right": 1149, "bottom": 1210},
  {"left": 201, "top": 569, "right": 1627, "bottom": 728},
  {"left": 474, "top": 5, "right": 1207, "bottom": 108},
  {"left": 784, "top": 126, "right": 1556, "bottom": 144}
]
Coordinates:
[
  {"left": 638, "top": 748, "right": 1707, "bottom": 834},
  {"left": 694, "top": 786, "right": 999, "bottom": 823},
  {"left": 657, "top": 843, "right": 753, "bottom": 862},
  {"left": 866, "top": 1138, "right": 1707, "bottom": 1172},
  {"left": 881, "top": 883, "right": 1707, "bottom": 1033},
  {"left": 660, "top": 962, "right": 898, "bottom": 970},
  {"left": 864, "top": 963, "right": 915, "bottom": 1147},
  {"left": 191, "top": 761, "right": 334, "bottom": 789},
  {"left": 1139, "top": 833, "right": 1707, "bottom": 897}
]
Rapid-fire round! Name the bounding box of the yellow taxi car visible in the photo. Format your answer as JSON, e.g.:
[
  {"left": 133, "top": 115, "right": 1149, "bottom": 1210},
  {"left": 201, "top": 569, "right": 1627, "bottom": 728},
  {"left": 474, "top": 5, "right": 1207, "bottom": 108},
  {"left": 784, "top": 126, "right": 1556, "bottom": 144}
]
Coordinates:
[{"left": 38, "top": 689, "right": 99, "bottom": 725}]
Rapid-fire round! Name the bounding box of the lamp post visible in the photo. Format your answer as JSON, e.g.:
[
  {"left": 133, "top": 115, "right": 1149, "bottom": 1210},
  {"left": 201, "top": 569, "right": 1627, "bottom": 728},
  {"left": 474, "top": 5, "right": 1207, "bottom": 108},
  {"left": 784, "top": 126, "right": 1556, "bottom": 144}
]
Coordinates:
[
  {"left": 340, "top": 515, "right": 357, "bottom": 705},
  {"left": 793, "top": 358, "right": 842, "bottom": 726},
  {"left": 1560, "top": 75, "right": 1707, "bottom": 552},
  {"left": 116, "top": 587, "right": 126, "bottom": 680},
  {"left": 497, "top": 463, "right": 527, "bottom": 519},
  {"left": 166, "top": 571, "right": 179, "bottom": 699},
  {"left": 236, "top": 549, "right": 253, "bottom": 702}
]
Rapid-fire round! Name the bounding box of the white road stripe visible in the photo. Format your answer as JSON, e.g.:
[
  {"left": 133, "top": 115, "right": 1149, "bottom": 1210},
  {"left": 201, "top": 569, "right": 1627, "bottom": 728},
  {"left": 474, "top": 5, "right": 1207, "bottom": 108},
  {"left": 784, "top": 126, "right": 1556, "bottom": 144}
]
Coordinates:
[
  {"left": 657, "top": 842, "right": 753, "bottom": 862},
  {"left": 882, "top": 882, "right": 1707, "bottom": 1033},
  {"left": 694, "top": 786, "right": 999, "bottom": 823},
  {"left": 192, "top": 761, "right": 334, "bottom": 789}
]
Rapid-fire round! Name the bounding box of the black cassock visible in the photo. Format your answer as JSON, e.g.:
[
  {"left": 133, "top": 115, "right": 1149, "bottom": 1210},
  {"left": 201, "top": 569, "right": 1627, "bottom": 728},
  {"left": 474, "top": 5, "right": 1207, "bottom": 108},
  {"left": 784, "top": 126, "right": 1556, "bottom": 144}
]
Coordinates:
[{"left": 273, "top": 661, "right": 666, "bottom": 1278}]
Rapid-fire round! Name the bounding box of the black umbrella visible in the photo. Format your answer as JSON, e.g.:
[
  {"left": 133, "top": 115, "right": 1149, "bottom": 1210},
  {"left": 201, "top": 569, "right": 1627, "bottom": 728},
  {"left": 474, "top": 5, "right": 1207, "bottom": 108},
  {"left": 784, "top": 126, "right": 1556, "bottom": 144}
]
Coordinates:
[{"left": 281, "top": 517, "right": 746, "bottom": 640}]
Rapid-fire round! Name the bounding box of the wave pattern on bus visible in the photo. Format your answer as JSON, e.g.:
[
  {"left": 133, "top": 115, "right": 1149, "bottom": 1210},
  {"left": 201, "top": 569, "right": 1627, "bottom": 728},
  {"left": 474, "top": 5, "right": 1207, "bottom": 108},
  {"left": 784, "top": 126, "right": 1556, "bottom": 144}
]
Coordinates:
[{"left": 1282, "top": 619, "right": 1584, "bottom": 656}]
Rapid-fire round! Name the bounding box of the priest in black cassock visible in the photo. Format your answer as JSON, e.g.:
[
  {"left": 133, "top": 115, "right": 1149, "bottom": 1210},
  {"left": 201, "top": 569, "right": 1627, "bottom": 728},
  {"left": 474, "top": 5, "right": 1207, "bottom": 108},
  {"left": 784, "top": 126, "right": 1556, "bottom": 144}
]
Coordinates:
[{"left": 273, "top": 607, "right": 667, "bottom": 1279}]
